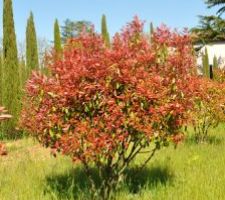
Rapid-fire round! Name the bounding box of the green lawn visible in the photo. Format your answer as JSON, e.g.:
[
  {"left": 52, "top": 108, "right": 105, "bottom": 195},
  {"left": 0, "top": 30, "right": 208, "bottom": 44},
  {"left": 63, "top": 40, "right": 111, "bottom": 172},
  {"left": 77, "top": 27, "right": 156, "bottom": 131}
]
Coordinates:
[{"left": 0, "top": 124, "right": 225, "bottom": 200}]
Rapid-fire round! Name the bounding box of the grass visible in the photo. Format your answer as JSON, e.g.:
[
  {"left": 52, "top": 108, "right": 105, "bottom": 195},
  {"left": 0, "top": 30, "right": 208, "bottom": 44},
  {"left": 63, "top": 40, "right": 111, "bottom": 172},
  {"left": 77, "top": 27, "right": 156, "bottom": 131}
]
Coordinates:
[{"left": 0, "top": 124, "right": 224, "bottom": 200}]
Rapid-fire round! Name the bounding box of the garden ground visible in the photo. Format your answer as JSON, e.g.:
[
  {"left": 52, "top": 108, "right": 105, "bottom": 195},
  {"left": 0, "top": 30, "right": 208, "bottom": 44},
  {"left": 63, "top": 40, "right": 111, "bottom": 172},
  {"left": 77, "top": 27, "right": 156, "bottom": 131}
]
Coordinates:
[{"left": 0, "top": 124, "right": 224, "bottom": 200}]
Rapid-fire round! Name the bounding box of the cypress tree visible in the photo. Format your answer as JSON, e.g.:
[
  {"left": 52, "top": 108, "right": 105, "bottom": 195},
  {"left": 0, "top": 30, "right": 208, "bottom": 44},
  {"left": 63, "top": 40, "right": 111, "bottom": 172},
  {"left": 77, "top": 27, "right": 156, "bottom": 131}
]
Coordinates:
[
  {"left": 150, "top": 22, "right": 154, "bottom": 44},
  {"left": 54, "top": 19, "right": 62, "bottom": 58},
  {"left": 212, "top": 55, "right": 219, "bottom": 80},
  {"left": 19, "top": 57, "right": 27, "bottom": 88},
  {"left": 3, "top": 0, "right": 20, "bottom": 135},
  {"left": 101, "top": 14, "right": 110, "bottom": 47},
  {"left": 26, "top": 12, "right": 39, "bottom": 74},
  {"left": 213, "top": 55, "right": 218, "bottom": 69},
  {"left": 202, "top": 48, "right": 210, "bottom": 78}
]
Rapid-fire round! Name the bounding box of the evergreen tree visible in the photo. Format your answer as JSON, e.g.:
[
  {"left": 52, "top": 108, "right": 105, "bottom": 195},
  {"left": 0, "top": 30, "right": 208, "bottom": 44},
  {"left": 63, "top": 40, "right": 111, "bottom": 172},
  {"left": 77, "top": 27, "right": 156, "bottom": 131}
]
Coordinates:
[
  {"left": 206, "top": 0, "right": 225, "bottom": 15},
  {"left": 101, "top": 14, "right": 110, "bottom": 47},
  {"left": 191, "top": 15, "right": 225, "bottom": 43},
  {"left": 150, "top": 22, "right": 154, "bottom": 44},
  {"left": 26, "top": 12, "right": 39, "bottom": 74},
  {"left": 19, "top": 57, "right": 27, "bottom": 88},
  {"left": 54, "top": 19, "right": 62, "bottom": 58},
  {"left": 3, "top": 0, "right": 20, "bottom": 135},
  {"left": 61, "top": 19, "right": 92, "bottom": 43},
  {"left": 213, "top": 55, "right": 219, "bottom": 68},
  {"left": 202, "top": 48, "right": 210, "bottom": 78}
]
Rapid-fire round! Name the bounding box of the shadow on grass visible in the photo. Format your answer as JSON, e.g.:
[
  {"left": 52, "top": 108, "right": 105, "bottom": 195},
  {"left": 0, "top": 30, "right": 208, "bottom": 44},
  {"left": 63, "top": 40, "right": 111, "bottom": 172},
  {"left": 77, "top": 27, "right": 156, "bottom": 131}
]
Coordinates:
[
  {"left": 185, "top": 135, "right": 223, "bottom": 145},
  {"left": 0, "top": 130, "right": 29, "bottom": 141},
  {"left": 125, "top": 166, "right": 173, "bottom": 193},
  {"left": 44, "top": 165, "right": 173, "bottom": 199},
  {"left": 44, "top": 167, "right": 98, "bottom": 200}
]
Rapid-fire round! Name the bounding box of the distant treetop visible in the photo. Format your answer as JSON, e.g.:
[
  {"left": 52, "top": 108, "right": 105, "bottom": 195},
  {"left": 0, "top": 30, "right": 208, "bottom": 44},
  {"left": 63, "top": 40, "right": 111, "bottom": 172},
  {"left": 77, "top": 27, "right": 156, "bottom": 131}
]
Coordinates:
[
  {"left": 61, "top": 19, "right": 93, "bottom": 43},
  {"left": 206, "top": 0, "right": 225, "bottom": 16},
  {"left": 191, "top": 15, "right": 225, "bottom": 44}
]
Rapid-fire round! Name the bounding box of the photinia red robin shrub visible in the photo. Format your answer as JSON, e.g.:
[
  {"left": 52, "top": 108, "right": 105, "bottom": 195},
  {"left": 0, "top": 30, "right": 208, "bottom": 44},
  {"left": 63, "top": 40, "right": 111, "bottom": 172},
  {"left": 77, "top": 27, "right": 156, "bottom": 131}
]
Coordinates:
[
  {"left": 21, "top": 17, "right": 199, "bottom": 199},
  {"left": 190, "top": 77, "right": 225, "bottom": 142}
]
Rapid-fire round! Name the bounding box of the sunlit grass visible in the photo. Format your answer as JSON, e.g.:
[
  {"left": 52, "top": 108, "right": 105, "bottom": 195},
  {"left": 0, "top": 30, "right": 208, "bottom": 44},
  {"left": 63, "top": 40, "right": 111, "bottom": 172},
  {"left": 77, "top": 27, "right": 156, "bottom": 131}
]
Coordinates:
[{"left": 0, "top": 124, "right": 224, "bottom": 200}]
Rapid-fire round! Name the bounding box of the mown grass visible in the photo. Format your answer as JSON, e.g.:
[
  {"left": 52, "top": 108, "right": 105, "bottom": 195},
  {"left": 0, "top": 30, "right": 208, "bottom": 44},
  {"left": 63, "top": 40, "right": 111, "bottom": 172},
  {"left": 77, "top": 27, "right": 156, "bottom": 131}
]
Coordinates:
[{"left": 0, "top": 124, "right": 224, "bottom": 200}]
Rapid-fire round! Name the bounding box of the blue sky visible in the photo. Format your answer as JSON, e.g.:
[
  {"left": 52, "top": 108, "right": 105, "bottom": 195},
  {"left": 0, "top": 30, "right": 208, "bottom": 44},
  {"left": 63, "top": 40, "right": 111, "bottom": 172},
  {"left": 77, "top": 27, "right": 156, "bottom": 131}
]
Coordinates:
[{"left": 0, "top": 0, "right": 219, "bottom": 42}]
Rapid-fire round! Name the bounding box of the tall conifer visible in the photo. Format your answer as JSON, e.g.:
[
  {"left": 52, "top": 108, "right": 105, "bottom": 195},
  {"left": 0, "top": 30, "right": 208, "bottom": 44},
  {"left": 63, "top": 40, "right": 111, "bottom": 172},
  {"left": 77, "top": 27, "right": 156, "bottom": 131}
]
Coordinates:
[
  {"left": 202, "top": 48, "right": 210, "bottom": 78},
  {"left": 101, "top": 14, "right": 110, "bottom": 47},
  {"left": 3, "top": 0, "right": 20, "bottom": 134},
  {"left": 54, "top": 19, "right": 62, "bottom": 58},
  {"left": 213, "top": 55, "right": 218, "bottom": 69},
  {"left": 26, "top": 12, "right": 39, "bottom": 74},
  {"left": 19, "top": 57, "right": 27, "bottom": 88},
  {"left": 150, "top": 22, "right": 154, "bottom": 44}
]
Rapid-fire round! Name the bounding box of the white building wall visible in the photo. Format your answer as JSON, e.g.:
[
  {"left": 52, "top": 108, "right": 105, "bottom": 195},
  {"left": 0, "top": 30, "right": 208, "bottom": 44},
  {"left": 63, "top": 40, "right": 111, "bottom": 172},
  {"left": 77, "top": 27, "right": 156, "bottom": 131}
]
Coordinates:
[{"left": 198, "top": 42, "right": 225, "bottom": 68}]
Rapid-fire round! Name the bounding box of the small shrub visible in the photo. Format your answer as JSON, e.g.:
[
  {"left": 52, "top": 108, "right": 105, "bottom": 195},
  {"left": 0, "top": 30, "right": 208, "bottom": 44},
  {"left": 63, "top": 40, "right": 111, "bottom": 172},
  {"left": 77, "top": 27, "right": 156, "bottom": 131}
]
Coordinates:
[
  {"left": 190, "top": 78, "right": 225, "bottom": 142},
  {"left": 21, "top": 17, "right": 199, "bottom": 200}
]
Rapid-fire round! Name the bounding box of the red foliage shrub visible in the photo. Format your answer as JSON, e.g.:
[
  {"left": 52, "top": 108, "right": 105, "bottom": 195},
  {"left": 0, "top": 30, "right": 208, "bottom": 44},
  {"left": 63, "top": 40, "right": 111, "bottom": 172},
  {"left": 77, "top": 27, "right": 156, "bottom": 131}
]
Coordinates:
[
  {"left": 189, "top": 76, "right": 225, "bottom": 142},
  {"left": 21, "top": 17, "right": 199, "bottom": 199}
]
